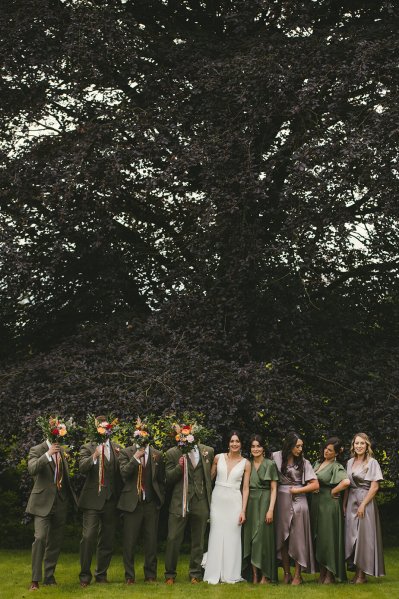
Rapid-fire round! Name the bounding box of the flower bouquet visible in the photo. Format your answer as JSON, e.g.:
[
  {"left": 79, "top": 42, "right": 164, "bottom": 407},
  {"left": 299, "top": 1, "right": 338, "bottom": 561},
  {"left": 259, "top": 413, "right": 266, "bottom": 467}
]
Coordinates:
[
  {"left": 85, "top": 414, "right": 120, "bottom": 493},
  {"left": 132, "top": 417, "right": 152, "bottom": 448},
  {"left": 85, "top": 414, "right": 119, "bottom": 444},
  {"left": 36, "top": 415, "right": 75, "bottom": 443},
  {"left": 36, "top": 415, "right": 76, "bottom": 490},
  {"left": 173, "top": 423, "right": 196, "bottom": 454}
]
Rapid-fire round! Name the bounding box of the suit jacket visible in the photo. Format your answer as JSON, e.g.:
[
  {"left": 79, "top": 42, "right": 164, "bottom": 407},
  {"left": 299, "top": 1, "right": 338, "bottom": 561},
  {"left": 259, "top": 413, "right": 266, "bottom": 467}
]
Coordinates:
[
  {"left": 117, "top": 444, "right": 165, "bottom": 512},
  {"left": 26, "top": 441, "right": 77, "bottom": 517},
  {"left": 165, "top": 443, "right": 214, "bottom": 515},
  {"left": 77, "top": 440, "right": 122, "bottom": 510}
]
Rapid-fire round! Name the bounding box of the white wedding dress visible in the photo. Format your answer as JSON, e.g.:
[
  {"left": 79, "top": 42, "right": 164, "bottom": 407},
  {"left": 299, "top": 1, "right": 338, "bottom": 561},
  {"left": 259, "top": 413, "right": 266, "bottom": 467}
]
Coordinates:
[{"left": 203, "top": 453, "right": 246, "bottom": 584}]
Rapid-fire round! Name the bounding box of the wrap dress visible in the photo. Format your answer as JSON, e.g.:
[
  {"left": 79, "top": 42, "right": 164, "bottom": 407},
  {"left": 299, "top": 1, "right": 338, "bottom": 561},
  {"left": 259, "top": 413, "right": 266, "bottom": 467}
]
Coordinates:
[
  {"left": 345, "top": 457, "right": 385, "bottom": 577},
  {"left": 242, "top": 458, "right": 279, "bottom": 582},
  {"left": 310, "top": 461, "right": 348, "bottom": 581},
  {"left": 272, "top": 450, "right": 317, "bottom": 573}
]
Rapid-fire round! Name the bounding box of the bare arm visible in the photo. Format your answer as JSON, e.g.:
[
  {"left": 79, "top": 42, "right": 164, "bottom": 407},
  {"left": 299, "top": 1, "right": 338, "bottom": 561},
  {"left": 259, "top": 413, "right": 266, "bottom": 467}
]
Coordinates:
[
  {"left": 239, "top": 460, "right": 251, "bottom": 524},
  {"left": 211, "top": 455, "right": 219, "bottom": 480},
  {"left": 290, "top": 478, "right": 319, "bottom": 495},
  {"left": 331, "top": 478, "right": 350, "bottom": 498},
  {"left": 266, "top": 480, "right": 277, "bottom": 524},
  {"left": 357, "top": 481, "right": 379, "bottom": 518}
]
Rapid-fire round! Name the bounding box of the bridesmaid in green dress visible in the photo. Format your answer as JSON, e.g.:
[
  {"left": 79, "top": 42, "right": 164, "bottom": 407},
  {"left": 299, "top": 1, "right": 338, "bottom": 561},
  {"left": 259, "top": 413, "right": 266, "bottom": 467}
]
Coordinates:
[
  {"left": 243, "top": 434, "right": 279, "bottom": 584},
  {"left": 311, "top": 437, "right": 350, "bottom": 584}
]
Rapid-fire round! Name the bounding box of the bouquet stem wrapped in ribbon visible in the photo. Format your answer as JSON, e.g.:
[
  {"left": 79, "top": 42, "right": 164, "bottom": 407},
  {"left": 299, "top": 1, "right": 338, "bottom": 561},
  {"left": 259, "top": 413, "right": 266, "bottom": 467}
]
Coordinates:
[{"left": 173, "top": 423, "right": 196, "bottom": 517}]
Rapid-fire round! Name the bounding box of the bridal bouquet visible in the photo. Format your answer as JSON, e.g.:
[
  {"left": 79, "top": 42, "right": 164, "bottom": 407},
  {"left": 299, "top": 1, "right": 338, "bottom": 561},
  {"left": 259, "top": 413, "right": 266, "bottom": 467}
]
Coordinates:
[{"left": 37, "top": 415, "right": 76, "bottom": 443}]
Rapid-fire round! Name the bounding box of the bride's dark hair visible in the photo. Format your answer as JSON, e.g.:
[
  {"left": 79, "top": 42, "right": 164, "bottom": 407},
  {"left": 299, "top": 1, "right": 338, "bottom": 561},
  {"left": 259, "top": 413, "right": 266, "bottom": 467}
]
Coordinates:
[{"left": 281, "top": 431, "right": 304, "bottom": 476}]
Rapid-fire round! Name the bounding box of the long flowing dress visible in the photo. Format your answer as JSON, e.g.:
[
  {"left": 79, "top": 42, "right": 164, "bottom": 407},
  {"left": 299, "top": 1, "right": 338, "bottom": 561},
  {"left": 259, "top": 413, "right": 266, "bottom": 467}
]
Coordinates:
[
  {"left": 203, "top": 453, "right": 246, "bottom": 584},
  {"left": 345, "top": 457, "right": 385, "bottom": 577},
  {"left": 272, "top": 450, "right": 316, "bottom": 573},
  {"left": 242, "top": 458, "right": 279, "bottom": 582},
  {"left": 310, "top": 461, "right": 348, "bottom": 581}
]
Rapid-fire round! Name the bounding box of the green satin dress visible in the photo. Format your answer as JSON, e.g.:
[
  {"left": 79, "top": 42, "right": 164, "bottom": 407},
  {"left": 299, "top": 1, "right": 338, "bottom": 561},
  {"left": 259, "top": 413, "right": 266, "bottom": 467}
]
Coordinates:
[
  {"left": 243, "top": 458, "right": 279, "bottom": 582},
  {"left": 310, "top": 461, "right": 348, "bottom": 581}
]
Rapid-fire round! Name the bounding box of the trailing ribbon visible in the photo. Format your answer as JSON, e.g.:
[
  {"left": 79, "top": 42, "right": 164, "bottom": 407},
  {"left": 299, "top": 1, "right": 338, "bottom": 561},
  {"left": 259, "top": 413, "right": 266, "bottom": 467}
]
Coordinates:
[
  {"left": 55, "top": 452, "right": 63, "bottom": 491},
  {"left": 182, "top": 454, "right": 188, "bottom": 517},
  {"left": 137, "top": 462, "right": 143, "bottom": 500},
  {"left": 98, "top": 444, "right": 105, "bottom": 494}
]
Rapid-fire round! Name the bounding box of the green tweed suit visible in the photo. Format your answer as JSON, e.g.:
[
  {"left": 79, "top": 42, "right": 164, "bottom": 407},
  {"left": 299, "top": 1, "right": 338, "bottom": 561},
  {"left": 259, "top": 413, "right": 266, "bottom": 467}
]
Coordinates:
[
  {"left": 117, "top": 445, "right": 165, "bottom": 581},
  {"left": 26, "top": 440, "right": 76, "bottom": 584},
  {"left": 164, "top": 443, "right": 214, "bottom": 581},
  {"left": 78, "top": 441, "right": 122, "bottom": 583}
]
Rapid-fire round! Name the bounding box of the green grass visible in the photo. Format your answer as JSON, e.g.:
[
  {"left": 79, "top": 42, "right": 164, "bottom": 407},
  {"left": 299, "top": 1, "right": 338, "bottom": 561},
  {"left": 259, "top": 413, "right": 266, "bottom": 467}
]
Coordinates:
[{"left": 1, "top": 549, "right": 398, "bottom": 599}]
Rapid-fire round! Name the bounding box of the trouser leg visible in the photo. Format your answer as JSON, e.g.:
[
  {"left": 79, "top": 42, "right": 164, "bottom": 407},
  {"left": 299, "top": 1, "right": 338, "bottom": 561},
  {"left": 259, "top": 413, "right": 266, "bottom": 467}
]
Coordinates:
[
  {"left": 43, "top": 497, "right": 68, "bottom": 582},
  {"left": 79, "top": 509, "right": 100, "bottom": 583},
  {"left": 143, "top": 502, "right": 159, "bottom": 580},
  {"left": 95, "top": 498, "right": 116, "bottom": 581},
  {"left": 164, "top": 512, "right": 187, "bottom": 579},
  {"left": 122, "top": 506, "right": 144, "bottom": 581},
  {"left": 32, "top": 515, "right": 51, "bottom": 582},
  {"left": 188, "top": 497, "right": 209, "bottom": 580}
]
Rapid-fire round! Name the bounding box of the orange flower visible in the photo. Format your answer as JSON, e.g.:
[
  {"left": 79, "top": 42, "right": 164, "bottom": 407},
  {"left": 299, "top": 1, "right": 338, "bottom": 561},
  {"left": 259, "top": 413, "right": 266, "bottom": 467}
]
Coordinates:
[
  {"left": 59, "top": 427, "right": 67, "bottom": 437},
  {"left": 175, "top": 434, "right": 181, "bottom": 441},
  {"left": 97, "top": 426, "right": 106, "bottom": 435},
  {"left": 182, "top": 426, "right": 191, "bottom": 435}
]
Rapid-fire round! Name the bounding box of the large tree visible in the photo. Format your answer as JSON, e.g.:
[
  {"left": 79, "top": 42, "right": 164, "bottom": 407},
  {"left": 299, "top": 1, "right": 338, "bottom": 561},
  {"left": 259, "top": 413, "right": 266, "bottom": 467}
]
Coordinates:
[{"left": 1, "top": 1, "right": 399, "bottom": 481}]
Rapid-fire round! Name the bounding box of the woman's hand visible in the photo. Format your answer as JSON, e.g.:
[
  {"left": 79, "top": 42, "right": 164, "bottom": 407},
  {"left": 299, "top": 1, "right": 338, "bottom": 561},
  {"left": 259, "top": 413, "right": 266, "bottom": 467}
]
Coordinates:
[
  {"left": 357, "top": 503, "right": 366, "bottom": 519},
  {"left": 265, "top": 509, "right": 273, "bottom": 524},
  {"left": 238, "top": 510, "right": 246, "bottom": 525},
  {"left": 331, "top": 489, "right": 339, "bottom": 500},
  {"left": 289, "top": 486, "right": 300, "bottom": 495}
]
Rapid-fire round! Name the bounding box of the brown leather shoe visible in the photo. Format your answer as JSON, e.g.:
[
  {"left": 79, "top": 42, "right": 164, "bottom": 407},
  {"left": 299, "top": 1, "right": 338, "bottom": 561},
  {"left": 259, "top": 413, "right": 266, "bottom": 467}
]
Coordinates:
[
  {"left": 165, "top": 578, "right": 175, "bottom": 585},
  {"left": 191, "top": 577, "right": 201, "bottom": 584},
  {"left": 80, "top": 581, "right": 89, "bottom": 588},
  {"left": 29, "top": 582, "right": 39, "bottom": 591},
  {"left": 126, "top": 578, "right": 135, "bottom": 585}
]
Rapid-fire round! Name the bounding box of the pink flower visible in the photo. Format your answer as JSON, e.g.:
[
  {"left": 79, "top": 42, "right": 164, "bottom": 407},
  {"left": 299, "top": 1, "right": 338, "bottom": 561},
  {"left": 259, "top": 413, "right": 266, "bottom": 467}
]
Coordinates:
[{"left": 187, "top": 434, "right": 194, "bottom": 443}]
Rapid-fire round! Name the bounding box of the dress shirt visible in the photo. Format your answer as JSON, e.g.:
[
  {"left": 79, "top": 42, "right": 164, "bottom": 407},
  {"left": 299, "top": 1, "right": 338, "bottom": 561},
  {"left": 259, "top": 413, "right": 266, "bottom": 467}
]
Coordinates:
[
  {"left": 93, "top": 439, "right": 110, "bottom": 464},
  {"left": 189, "top": 445, "right": 200, "bottom": 467}
]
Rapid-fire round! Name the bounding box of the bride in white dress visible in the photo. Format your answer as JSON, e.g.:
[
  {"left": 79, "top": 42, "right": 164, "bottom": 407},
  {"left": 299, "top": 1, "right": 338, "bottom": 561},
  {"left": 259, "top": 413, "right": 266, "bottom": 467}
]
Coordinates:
[{"left": 204, "top": 431, "right": 250, "bottom": 584}]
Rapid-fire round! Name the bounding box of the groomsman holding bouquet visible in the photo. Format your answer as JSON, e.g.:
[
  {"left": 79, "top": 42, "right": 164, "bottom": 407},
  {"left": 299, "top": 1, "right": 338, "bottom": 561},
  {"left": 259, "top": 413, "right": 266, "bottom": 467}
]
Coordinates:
[
  {"left": 164, "top": 420, "right": 214, "bottom": 584},
  {"left": 26, "top": 416, "right": 77, "bottom": 591},
  {"left": 118, "top": 417, "right": 165, "bottom": 583},
  {"left": 78, "top": 414, "right": 122, "bottom": 586}
]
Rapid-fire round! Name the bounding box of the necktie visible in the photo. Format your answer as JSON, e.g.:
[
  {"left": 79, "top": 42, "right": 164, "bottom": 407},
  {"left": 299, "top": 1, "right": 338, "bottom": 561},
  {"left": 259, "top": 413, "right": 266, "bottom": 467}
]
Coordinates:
[{"left": 141, "top": 455, "right": 146, "bottom": 494}]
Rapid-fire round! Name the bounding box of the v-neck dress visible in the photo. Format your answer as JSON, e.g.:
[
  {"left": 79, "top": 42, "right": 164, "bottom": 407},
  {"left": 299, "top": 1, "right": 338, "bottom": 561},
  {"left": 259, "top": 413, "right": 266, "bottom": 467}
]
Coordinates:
[
  {"left": 204, "top": 454, "right": 246, "bottom": 584},
  {"left": 310, "top": 461, "right": 348, "bottom": 580},
  {"left": 242, "top": 458, "right": 279, "bottom": 582},
  {"left": 345, "top": 458, "right": 385, "bottom": 576}
]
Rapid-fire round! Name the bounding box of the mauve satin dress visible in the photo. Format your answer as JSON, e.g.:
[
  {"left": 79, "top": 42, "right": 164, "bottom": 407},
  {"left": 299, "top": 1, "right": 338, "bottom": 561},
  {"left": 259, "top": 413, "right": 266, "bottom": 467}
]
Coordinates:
[
  {"left": 272, "top": 451, "right": 317, "bottom": 573},
  {"left": 345, "top": 457, "right": 385, "bottom": 577}
]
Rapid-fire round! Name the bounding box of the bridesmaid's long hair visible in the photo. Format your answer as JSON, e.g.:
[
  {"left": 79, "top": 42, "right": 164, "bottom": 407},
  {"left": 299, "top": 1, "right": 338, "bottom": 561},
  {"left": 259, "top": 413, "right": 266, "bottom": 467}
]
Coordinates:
[
  {"left": 281, "top": 431, "right": 304, "bottom": 475},
  {"left": 318, "top": 436, "right": 344, "bottom": 463},
  {"left": 350, "top": 432, "right": 374, "bottom": 460}
]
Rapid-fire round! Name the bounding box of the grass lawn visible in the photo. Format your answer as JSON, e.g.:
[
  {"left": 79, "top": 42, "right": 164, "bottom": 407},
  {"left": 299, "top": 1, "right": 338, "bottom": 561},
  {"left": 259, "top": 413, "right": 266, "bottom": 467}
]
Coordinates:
[{"left": 1, "top": 548, "right": 398, "bottom": 599}]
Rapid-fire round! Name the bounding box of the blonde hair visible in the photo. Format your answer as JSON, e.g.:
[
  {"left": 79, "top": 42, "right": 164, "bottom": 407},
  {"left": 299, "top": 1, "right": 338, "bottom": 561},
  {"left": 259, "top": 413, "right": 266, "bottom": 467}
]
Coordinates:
[{"left": 350, "top": 432, "right": 374, "bottom": 460}]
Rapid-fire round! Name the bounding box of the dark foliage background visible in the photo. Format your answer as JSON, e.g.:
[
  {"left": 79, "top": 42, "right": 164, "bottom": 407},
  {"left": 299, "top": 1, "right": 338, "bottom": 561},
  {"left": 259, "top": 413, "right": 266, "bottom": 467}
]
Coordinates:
[{"left": 1, "top": 0, "right": 399, "bottom": 535}]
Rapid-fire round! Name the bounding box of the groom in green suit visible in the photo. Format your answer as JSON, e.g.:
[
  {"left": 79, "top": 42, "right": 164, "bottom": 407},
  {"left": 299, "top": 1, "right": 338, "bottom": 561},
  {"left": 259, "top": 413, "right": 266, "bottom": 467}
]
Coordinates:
[
  {"left": 26, "top": 438, "right": 76, "bottom": 590},
  {"left": 164, "top": 442, "right": 214, "bottom": 583},
  {"left": 77, "top": 419, "right": 122, "bottom": 586},
  {"left": 117, "top": 442, "right": 165, "bottom": 583}
]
